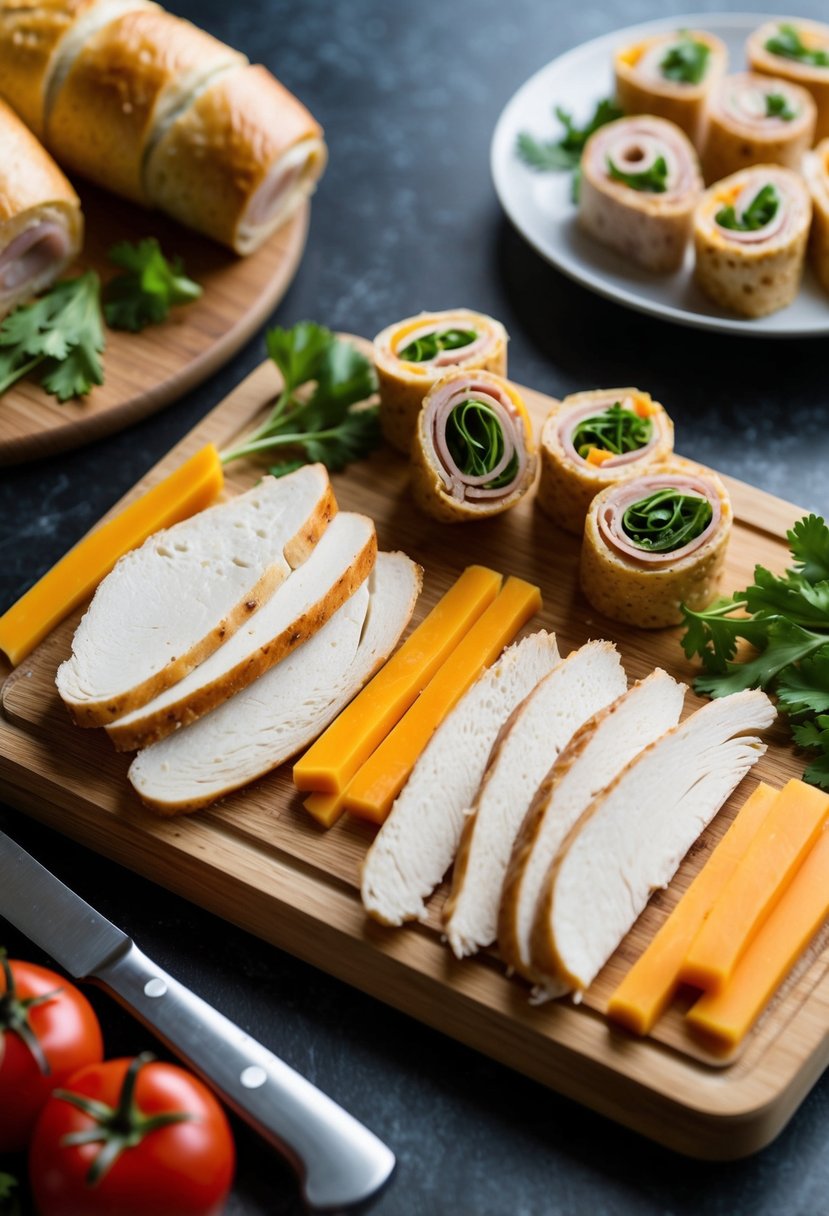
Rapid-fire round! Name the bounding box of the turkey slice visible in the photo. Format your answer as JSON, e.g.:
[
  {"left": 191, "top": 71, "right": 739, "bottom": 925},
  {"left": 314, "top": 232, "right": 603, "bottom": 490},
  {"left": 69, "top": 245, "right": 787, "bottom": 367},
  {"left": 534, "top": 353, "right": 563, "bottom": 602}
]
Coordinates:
[
  {"left": 128, "top": 552, "right": 422, "bottom": 815},
  {"left": 361, "top": 630, "right": 561, "bottom": 927}
]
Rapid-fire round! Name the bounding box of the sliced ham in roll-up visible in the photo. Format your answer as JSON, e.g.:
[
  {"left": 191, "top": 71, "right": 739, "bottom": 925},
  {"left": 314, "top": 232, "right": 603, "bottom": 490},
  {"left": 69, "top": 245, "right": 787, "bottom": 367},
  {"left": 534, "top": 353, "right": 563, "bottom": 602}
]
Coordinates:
[
  {"left": 614, "top": 29, "right": 727, "bottom": 146},
  {"left": 748, "top": 19, "right": 829, "bottom": 142},
  {"left": 702, "top": 72, "right": 816, "bottom": 184}
]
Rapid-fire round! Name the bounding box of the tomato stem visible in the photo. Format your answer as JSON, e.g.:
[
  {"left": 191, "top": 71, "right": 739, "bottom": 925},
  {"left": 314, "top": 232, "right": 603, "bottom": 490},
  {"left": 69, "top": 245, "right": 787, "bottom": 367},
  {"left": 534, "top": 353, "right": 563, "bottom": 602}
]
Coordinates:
[{"left": 0, "top": 949, "right": 62, "bottom": 1076}]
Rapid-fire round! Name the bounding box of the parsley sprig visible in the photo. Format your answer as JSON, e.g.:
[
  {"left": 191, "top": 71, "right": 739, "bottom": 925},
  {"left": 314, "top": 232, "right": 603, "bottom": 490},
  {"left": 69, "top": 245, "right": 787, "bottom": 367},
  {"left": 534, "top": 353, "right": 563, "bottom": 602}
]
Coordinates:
[
  {"left": 715, "top": 184, "right": 779, "bottom": 232},
  {"left": 607, "top": 154, "right": 669, "bottom": 193},
  {"left": 765, "top": 24, "right": 829, "bottom": 69},
  {"left": 0, "top": 272, "right": 104, "bottom": 401},
  {"left": 765, "top": 92, "right": 797, "bottom": 121},
  {"left": 660, "top": 35, "right": 711, "bottom": 85},
  {"left": 221, "top": 321, "right": 381, "bottom": 476},
  {"left": 681, "top": 515, "right": 829, "bottom": 789},
  {"left": 517, "top": 98, "right": 623, "bottom": 200},
  {"left": 571, "top": 402, "right": 652, "bottom": 460},
  {"left": 104, "top": 238, "right": 201, "bottom": 332}
]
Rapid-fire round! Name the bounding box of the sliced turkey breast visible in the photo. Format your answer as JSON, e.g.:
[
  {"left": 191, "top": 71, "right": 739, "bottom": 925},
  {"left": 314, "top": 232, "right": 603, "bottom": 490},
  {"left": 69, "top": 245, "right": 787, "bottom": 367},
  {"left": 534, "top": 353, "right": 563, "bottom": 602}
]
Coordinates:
[
  {"left": 531, "top": 689, "right": 776, "bottom": 1000},
  {"left": 56, "top": 464, "right": 335, "bottom": 728},
  {"left": 499, "top": 669, "right": 686, "bottom": 984},
  {"left": 128, "top": 552, "right": 422, "bottom": 815},
  {"left": 361, "top": 630, "right": 561, "bottom": 927},
  {"left": 106, "top": 511, "right": 376, "bottom": 751},
  {"left": 443, "top": 640, "right": 627, "bottom": 959}
]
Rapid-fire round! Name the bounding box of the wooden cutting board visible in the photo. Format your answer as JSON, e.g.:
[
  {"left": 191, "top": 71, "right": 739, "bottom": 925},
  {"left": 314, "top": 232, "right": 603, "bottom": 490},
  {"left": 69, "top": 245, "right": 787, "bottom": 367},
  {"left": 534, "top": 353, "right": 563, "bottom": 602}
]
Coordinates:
[
  {"left": 1, "top": 349, "right": 826, "bottom": 1161},
  {"left": 0, "top": 186, "right": 308, "bottom": 466}
]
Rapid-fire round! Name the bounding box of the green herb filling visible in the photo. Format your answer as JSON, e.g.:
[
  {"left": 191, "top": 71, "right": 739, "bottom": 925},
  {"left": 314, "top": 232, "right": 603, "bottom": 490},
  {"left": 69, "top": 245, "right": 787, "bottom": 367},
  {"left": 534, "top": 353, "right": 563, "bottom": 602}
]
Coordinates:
[
  {"left": 622, "top": 488, "right": 713, "bottom": 553},
  {"left": 715, "top": 183, "right": 780, "bottom": 232},
  {"left": 445, "top": 398, "right": 518, "bottom": 489},
  {"left": 764, "top": 24, "right": 829, "bottom": 68},
  {"left": 398, "top": 327, "right": 477, "bottom": 363},
  {"left": 606, "top": 154, "right": 669, "bottom": 193},
  {"left": 659, "top": 36, "right": 711, "bottom": 85},
  {"left": 571, "top": 402, "right": 653, "bottom": 460}
]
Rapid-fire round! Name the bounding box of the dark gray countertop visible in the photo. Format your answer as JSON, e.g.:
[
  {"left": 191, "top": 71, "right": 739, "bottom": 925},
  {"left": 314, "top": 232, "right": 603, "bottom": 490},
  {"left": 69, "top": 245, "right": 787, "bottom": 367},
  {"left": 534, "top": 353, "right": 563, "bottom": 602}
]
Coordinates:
[{"left": 2, "top": 1, "right": 829, "bottom": 1212}]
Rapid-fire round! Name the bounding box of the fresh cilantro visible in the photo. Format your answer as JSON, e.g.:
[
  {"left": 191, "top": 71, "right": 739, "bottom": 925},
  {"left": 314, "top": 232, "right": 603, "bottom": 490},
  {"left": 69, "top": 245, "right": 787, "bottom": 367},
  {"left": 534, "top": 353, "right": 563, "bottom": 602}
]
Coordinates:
[
  {"left": 104, "top": 238, "right": 202, "bottom": 331},
  {"left": 680, "top": 514, "right": 829, "bottom": 790},
  {"left": 715, "top": 184, "right": 779, "bottom": 232},
  {"left": 660, "top": 35, "right": 711, "bottom": 84},
  {"left": 765, "top": 92, "right": 797, "bottom": 121},
  {"left": 221, "top": 321, "right": 381, "bottom": 474},
  {"left": 607, "top": 154, "right": 669, "bottom": 193},
  {"left": 0, "top": 272, "right": 104, "bottom": 401},
  {"left": 765, "top": 24, "right": 829, "bottom": 68},
  {"left": 516, "top": 98, "right": 623, "bottom": 199}
]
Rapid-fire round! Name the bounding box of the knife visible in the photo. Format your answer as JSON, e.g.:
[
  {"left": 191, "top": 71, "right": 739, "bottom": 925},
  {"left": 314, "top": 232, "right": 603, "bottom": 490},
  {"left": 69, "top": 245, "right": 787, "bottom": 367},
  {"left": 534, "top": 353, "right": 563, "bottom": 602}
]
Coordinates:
[{"left": 0, "top": 829, "right": 394, "bottom": 1213}]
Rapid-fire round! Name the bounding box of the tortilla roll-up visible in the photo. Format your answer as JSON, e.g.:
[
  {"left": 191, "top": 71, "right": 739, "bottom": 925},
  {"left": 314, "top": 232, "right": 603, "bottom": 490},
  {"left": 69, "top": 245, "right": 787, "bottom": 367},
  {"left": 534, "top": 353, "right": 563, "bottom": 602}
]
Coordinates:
[
  {"left": 748, "top": 19, "right": 829, "bottom": 142},
  {"left": 580, "top": 460, "right": 732, "bottom": 629},
  {"left": 701, "top": 73, "right": 816, "bottom": 184},
  {"left": 804, "top": 139, "right": 829, "bottom": 293},
  {"left": 44, "top": 5, "right": 244, "bottom": 205},
  {"left": 410, "top": 370, "right": 536, "bottom": 523},
  {"left": 0, "top": 0, "right": 156, "bottom": 138},
  {"left": 614, "top": 29, "right": 727, "bottom": 147},
  {"left": 145, "top": 63, "right": 326, "bottom": 255},
  {"left": 374, "top": 309, "right": 508, "bottom": 454},
  {"left": 537, "top": 388, "right": 674, "bottom": 535},
  {"left": 693, "top": 165, "right": 811, "bottom": 318},
  {"left": 579, "top": 116, "right": 702, "bottom": 273},
  {"left": 0, "top": 98, "right": 82, "bottom": 317}
]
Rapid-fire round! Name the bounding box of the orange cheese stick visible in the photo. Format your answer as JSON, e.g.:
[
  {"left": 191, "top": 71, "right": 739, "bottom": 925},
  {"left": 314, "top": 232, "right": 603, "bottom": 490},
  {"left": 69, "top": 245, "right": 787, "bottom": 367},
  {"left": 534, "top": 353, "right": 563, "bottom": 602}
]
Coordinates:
[
  {"left": 687, "top": 823, "right": 829, "bottom": 1051},
  {"left": 681, "top": 779, "right": 829, "bottom": 993},
  {"left": 303, "top": 788, "right": 347, "bottom": 829},
  {"left": 606, "top": 783, "right": 778, "bottom": 1035},
  {"left": 344, "top": 576, "right": 541, "bottom": 825},
  {"left": 294, "top": 565, "right": 502, "bottom": 795},
  {"left": 0, "top": 444, "right": 223, "bottom": 666}
]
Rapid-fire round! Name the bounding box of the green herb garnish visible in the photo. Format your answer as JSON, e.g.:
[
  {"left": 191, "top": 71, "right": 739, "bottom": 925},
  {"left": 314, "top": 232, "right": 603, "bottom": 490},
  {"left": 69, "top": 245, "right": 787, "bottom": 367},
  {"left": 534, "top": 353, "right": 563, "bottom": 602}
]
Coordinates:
[
  {"left": 517, "top": 97, "right": 623, "bottom": 200},
  {"left": 398, "top": 327, "right": 477, "bottom": 363},
  {"left": 764, "top": 24, "right": 829, "bottom": 68},
  {"left": 0, "top": 271, "right": 104, "bottom": 401},
  {"left": 622, "top": 488, "right": 712, "bottom": 553},
  {"left": 571, "top": 402, "right": 652, "bottom": 460},
  {"left": 765, "top": 92, "right": 797, "bottom": 121},
  {"left": 681, "top": 514, "right": 829, "bottom": 790},
  {"left": 607, "top": 154, "right": 669, "bottom": 193},
  {"left": 0, "top": 1173, "right": 20, "bottom": 1216},
  {"left": 104, "top": 238, "right": 201, "bottom": 332},
  {"left": 715, "top": 184, "right": 780, "bottom": 232},
  {"left": 660, "top": 34, "right": 711, "bottom": 85},
  {"left": 220, "top": 321, "right": 380, "bottom": 474},
  {"left": 445, "top": 398, "right": 518, "bottom": 489}
]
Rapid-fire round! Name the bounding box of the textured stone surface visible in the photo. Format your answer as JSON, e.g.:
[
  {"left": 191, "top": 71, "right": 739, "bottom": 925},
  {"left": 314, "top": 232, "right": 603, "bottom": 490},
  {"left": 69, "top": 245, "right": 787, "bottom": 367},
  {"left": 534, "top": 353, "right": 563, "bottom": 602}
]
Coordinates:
[{"left": 2, "top": 0, "right": 829, "bottom": 1211}]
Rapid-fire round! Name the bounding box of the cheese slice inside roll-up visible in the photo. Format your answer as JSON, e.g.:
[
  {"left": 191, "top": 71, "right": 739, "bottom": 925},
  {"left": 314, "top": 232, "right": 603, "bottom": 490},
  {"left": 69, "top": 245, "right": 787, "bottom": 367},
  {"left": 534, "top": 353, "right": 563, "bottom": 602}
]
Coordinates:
[
  {"left": 804, "top": 139, "right": 829, "bottom": 294},
  {"left": 0, "top": 0, "right": 156, "bottom": 138},
  {"left": 580, "top": 460, "right": 732, "bottom": 629},
  {"left": 44, "top": 5, "right": 244, "bottom": 204},
  {"left": 702, "top": 73, "right": 816, "bottom": 184},
  {"left": 410, "top": 369, "right": 536, "bottom": 523},
  {"left": 578, "top": 116, "right": 702, "bottom": 273},
  {"left": 374, "top": 309, "right": 508, "bottom": 453},
  {"left": 145, "top": 63, "right": 326, "bottom": 255},
  {"left": 748, "top": 19, "right": 829, "bottom": 142},
  {"left": 537, "top": 388, "right": 674, "bottom": 535},
  {"left": 0, "top": 97, "right": 82, "bottom": 317},
  {"left": 693, "top": 164, "right": 811, "bottom": 317},
  {"left": 614, "top": 29, "right": 727, "bottom": 147}
]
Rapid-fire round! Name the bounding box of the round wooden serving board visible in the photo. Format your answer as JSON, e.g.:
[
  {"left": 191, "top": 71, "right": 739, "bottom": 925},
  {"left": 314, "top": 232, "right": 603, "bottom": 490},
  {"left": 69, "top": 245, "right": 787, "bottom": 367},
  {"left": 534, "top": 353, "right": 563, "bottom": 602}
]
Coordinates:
[{"left": 0, "top": 185, "right": 309, "bottom": 466}]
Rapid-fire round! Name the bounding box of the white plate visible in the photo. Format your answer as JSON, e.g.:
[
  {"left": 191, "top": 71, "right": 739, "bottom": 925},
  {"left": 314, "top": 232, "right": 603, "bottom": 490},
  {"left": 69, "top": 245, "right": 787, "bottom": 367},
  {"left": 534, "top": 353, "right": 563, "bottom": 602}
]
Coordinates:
[{"left": 491, "top": 12, "right": 828, "bottom": 338}]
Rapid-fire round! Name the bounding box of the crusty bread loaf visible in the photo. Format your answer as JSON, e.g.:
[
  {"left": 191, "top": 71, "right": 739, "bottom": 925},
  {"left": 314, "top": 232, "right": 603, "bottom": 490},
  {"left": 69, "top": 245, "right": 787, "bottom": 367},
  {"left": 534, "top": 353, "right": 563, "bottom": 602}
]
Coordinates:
[
  {"left": 531, "top": 689, "right": 776, "bottom": 999},
  {"left": 106, "top": 511, "right": 377, "bottom": 751},
  {"left": 128, "top": 552, "right": 422, "bottom": 815},
  {"left": 361, "top": 631, "right": 561, "bottom": 927},
  {"left": 443, "top": 640, "right": 627, "bottom": 959},
  {"left": 56, "top": 464, "right": 335, "bottom": 728}
]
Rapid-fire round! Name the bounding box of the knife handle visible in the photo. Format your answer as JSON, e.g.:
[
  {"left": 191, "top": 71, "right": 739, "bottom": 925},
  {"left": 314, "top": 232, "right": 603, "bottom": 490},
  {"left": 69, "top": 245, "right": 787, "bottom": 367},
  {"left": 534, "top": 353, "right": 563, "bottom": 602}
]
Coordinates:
[{"left": 93, "top": 942, "right": 394, "bottom": 1213}]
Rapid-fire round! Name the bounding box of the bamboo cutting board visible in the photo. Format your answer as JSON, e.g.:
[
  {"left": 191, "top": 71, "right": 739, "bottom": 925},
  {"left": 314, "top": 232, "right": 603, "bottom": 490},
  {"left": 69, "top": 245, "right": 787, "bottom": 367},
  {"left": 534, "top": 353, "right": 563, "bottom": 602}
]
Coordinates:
[
  {"left": 1, "top": 349, "right": 827, "bottom": 1161},
  {"left": 0, "top": 187, "right": 309, "bottom": 466}
]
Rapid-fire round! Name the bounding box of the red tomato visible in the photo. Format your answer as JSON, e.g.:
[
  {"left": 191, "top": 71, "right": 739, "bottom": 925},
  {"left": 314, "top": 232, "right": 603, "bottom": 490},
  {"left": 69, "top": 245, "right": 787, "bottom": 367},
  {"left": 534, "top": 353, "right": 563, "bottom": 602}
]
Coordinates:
[
  {"left": 0, "top": 957, "right": 104, "bottom": 1152},
  {"left": 29, "top": 1055, "right": 235, "bottom": 1216}
]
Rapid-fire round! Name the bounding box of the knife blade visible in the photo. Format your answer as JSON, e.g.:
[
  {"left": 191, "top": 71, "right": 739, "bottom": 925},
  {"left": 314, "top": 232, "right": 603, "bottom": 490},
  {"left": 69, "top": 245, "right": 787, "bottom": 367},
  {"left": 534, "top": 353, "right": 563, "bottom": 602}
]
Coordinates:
[{"left": 0, "top": 829, "right": 394, "bottom": 1213}]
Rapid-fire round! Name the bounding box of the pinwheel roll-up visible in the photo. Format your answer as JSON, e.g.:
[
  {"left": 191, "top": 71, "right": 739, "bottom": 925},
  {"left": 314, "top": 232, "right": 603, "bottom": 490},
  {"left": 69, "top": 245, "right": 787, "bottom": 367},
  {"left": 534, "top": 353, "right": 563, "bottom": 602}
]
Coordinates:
[
  {"left": 579, "top": 116, "right": 702, "bottom": 273},
  {"left": 693, "top": 165, "right": 811, "bottom": 317},
  {"left": 0, "top": 98, "right": 82, "bottom": 318},
  {"left": 748, "top": 20, "right": 829, "bottom": 142},
  {"left": 580, "top": 461, "right": 732, "bottom": 629},
  {"left": 374, "top": 309, "right": 508, "bottom": 454},
  {"left": 614, "top": 29, "right": 727, "bottom": 146},
  {"left": 410, "top": 370, "right": 536, "bottom": 523},
  {"left": 145, "top": 64, "right": 326, "bottom": 255},
  {"left": 702, "top": 73, "right": 816, "bottom": 184},
  {"left": 804, "top": 139, "right": 829, "bottom": 293},
  {"left": 537, "top": 388, "right": 674, "bottom": 535}
]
